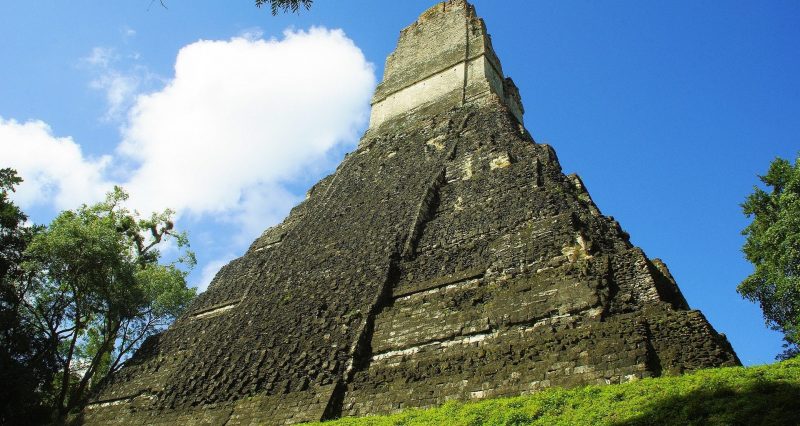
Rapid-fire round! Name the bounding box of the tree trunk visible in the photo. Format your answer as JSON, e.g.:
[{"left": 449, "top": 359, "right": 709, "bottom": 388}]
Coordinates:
[
  {"left": 69, "top": 316, "right": 120, "bottom": 411},
  {"left": 56, "top": 318, "right": 81, "bottom": 415}
]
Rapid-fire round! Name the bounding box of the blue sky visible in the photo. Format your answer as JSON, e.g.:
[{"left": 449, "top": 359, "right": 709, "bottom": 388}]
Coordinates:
[{"left": 1, "top": 1, "right": 797, "bottom": 366}]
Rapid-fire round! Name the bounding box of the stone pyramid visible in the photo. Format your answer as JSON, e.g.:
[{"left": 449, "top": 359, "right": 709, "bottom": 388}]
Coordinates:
[{"left": 84, "top": 1, "right": 739, "bottom": 424}]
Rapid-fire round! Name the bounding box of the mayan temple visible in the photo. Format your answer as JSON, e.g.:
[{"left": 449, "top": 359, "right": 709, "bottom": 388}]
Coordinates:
[{"left": 82, "top": 1, "right": 739, "bottom": 424}]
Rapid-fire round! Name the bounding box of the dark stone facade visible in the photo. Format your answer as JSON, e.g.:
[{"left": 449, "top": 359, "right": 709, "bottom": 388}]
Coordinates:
[{"left": 82, "top": 1, "right": 739, "bottom": 424}]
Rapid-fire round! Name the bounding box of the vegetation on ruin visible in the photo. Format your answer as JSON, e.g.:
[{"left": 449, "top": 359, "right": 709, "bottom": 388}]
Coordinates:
[
  {"left": 739, "top": 155, "right": 800, "bottom": 359},
  {"left": 316, "top": 357, "right": 800, "bottom": 426}
]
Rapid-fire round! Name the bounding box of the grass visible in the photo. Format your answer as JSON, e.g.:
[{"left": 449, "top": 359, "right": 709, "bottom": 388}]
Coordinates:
[{"left": 315, "top": 357, "right": 800, "bottom": 426}]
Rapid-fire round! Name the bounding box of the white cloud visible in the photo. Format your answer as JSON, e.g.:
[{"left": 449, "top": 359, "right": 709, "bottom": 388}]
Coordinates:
[
  {"left": 83, "top": 47, "right": 160, "bottom": 121},
  {"left": 238, "top": 27, "right": 264, "bottom": 41},
  {"left": 0, "top": 28, "right": 375, "bottom": 290},
  {"left": 90, "top": 70, "right": 142, "bottom": 119},
  {"left": 122, "top": 26, "right": 137, "bottom": 39},
  {"left": 120, "top": 27, "right": 374, "bottom": 229},
  {"left": 2, "top": 27, "right": 374, "bottom": 292},
  {"left": 0, "top": 117, "right": 112, "bottom": 210},
  {"left": 85, "top": 46, "right": 116, "bottom": 68}
]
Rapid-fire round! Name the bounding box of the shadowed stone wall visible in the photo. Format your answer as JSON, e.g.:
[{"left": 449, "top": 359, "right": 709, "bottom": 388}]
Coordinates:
[{"left": 81, "top": 1, "right": 738, "bottom": 424}]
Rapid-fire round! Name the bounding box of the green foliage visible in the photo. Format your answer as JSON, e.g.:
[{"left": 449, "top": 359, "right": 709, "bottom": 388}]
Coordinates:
[
  {"left": 17, "top": 185, "right": 196, "bottom": 415},
  {"left": 0, "top": 172, "right": 195, "bottom": 421},
  {"left": 313, "top": 358, "right": 800, "bottom": 426},
  {"left": 0, "top": 169, "right": 54, "bottom": 424},
  {"left": 255, "top": 0, "right": 313, "bottom": 15},
  {"left": 0, "top": 168, "right": 29, "bottom": 282},
  {"left": 739, "top": 155, "right": 800, "bottom": 358}
]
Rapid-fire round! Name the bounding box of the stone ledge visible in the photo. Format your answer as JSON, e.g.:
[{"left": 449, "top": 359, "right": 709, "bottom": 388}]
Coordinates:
[
  {"left": 189, "top": 299, "right": 241, "bottom": 320},
  {"left": 393, "top": 266, "right": 486, "bottom": 298}
]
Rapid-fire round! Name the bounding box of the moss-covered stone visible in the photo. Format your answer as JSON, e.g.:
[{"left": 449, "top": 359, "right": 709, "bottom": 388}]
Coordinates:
[{"left": 81, "top": 1, "right": 739, "bottom": 425}]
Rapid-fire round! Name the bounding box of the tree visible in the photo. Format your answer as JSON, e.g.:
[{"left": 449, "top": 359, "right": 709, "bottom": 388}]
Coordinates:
[
  {"left": 0, "top": 169, "right": 54, "bottom": 424},
  {"left": 155, "top": 0, "right": 312, "bottom": 15},
  {"left": 739, "top": 155, "right": 800, "bottom": 359},
  {"left": 255, "top": 0, "right": 313, "bottom": 15},
  {"left": 20, "top": 186, "right": 196, "bottom": 415}
]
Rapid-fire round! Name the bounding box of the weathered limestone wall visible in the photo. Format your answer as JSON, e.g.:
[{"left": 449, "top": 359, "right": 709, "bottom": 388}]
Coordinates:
[
  {"left": 368, "top": 0, "right": 523, "bottom": 130},
  {"left": 369, "top": 60, "right": 467, "bottom": 131},
  {"left": 83, "top": 1, "right": 738, "bottom": 425},
  {"left": 83, "top": 98, "right": 738, "bottom": 425},
  {"left": 340, "top": 101, "right": 738, "bottom": 417},
  {"left": 83, "top": 385, "right": 337, "bottom": 425}
]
